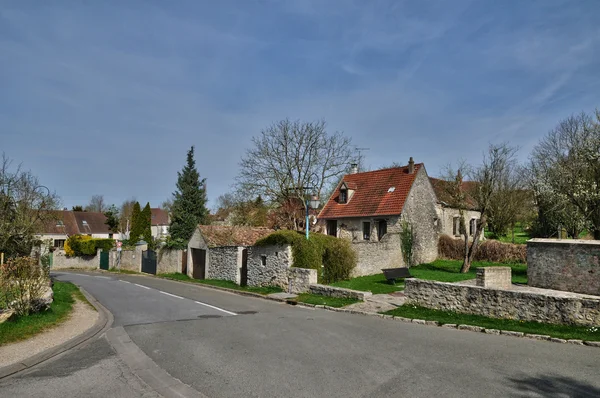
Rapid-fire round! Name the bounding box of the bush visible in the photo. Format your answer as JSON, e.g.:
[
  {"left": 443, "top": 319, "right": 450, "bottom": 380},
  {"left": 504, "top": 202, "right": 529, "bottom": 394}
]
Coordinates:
[
  {"left": 255, "top": 230, "right": 356, "bottom": 283},
  {"left": 0, "top": 256, "right": 50, "bottom": 316},
  {"left": 438, "top": 234, "right": 526, "bottom": 263},
  {"left": 64, "top": 235, "right": 114, "bottom": 257}
]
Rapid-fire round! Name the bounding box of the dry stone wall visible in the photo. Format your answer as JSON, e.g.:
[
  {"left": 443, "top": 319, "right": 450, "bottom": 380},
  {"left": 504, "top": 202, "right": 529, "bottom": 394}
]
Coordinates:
[
  {"left": 247, "top": 244, "right": 293, "bottom": 289},
  {"left": 405, "top": 278, "right": 600, "bottom": 327},
  {"left": 287, "top": 268, "right": 317, "bottom": 294},
  {"left": 309, "top": 284, "right": 372, "bottom": 300},
  {"left": 207, "top": 246, "right": 240, "bottom": 283}
]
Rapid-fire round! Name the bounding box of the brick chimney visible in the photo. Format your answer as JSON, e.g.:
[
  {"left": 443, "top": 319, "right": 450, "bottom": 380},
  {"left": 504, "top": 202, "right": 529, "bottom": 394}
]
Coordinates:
[
  {"left": 408, "top": 157, "right": 415, "bottom": 174},
  {"left": 350, "top": 163, "right": 359, "bottom": 174}
]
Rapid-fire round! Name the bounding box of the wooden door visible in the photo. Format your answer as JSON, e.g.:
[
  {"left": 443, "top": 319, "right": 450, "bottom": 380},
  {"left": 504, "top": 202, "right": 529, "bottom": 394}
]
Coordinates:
[{"left": 192, "top": 248, "right": 206, "bottom": 279}]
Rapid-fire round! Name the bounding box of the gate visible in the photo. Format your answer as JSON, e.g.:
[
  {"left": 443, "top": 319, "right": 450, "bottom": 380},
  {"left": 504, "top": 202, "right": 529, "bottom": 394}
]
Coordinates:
[
  {"left": 100, "top": 251, "right": 109, "bottom": 270},
  {"left": 240, "top": 248, "right": 248, "bottom": 287},
  {"left": 191, "top": 248, "right": 206, "bottom": 279},
  {"left": 142, "top": 249, "right": 157, "bottom": 275}
]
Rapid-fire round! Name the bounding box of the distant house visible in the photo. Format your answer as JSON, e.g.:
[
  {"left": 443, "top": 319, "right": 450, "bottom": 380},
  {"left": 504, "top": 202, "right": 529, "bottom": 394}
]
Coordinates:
[
  {"left": 39, "top": 210, "right": 120, "bottom": 249},
  {"left": 428, "top": 177, "right": 483, "bottom": 239},
  {"left": 318, "top": 158, "right": 439, "bottom": 276},
  {"left": 150, "top": 208, "right": 169, "bottom": 239}
]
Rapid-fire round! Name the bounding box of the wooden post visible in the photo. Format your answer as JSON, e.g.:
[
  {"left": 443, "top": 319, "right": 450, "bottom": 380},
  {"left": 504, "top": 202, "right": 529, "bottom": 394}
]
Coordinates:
[{"left": 0, "top": 252, "right": 3, "bottom": 265}]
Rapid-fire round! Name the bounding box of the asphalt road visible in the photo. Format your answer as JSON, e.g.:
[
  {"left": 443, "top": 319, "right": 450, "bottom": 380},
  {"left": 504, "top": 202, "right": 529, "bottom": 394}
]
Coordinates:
[{"left": 2, "top": 271, "right": 600, "bottom": 398}]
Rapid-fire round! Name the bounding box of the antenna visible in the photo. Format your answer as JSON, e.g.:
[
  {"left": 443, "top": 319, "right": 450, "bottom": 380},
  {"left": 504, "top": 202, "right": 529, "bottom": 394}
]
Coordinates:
[{"left": 354, "top": 147, "right": 370, "bottom": 171}]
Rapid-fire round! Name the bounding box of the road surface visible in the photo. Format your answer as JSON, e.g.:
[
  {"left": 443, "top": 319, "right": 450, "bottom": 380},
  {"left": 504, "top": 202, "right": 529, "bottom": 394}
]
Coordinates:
[{"left": 1, "top": 271, "right": 599, "bottom": 397}]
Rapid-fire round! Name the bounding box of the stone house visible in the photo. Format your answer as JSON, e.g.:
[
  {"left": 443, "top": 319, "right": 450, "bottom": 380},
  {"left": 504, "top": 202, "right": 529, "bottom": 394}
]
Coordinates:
[
  {"left": 39, "top": 210, "right": 121, "bottom": 250},
  {"left": 186, "top": 225, "right": 274, "bottom": 284},
  {"left": 318, "top": 158, "right": 439, "bottom": 276},
  {"left": 429, "top": 178, "right": 482, "bottom": 239}
]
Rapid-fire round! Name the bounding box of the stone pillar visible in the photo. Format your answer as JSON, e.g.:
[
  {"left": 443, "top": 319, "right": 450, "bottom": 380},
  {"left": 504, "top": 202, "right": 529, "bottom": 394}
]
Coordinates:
[{"left": 476, "top": 267, "right": 511, "bottom": 289}]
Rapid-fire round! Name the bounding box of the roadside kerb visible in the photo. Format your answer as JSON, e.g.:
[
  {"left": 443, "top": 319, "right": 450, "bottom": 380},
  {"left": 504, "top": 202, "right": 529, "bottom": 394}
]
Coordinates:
[{"left": 0, "top": 286, "right": 113, "bottom": 380}]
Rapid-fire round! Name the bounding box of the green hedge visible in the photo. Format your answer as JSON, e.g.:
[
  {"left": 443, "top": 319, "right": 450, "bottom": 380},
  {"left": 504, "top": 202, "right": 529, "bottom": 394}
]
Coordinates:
[
  {"left": 255, "top": 230, "right": 356, "bottom": 283},
  {"left": 65, "top": 235, "right": 115, "bottom": 257}
]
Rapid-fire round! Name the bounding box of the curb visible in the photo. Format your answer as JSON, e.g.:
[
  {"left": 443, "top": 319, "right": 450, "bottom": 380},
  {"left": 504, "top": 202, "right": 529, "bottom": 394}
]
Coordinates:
[
  {"left": 0, "top": 286, "right": 113, "bottom": 380},
  {"left": 65, "top": 270, "right": 600, "bottom": 349}
]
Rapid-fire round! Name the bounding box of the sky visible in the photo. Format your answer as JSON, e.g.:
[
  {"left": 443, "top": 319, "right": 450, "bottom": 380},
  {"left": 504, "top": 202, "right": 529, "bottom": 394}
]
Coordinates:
[{"left": 1, "top": 0, "right": 599, "bottom": 211}]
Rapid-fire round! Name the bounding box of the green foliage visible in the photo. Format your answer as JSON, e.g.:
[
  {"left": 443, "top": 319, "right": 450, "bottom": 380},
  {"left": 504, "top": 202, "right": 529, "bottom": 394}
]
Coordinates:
[
  {"left": 64, "top": 235, "right": 114, "bottom": 256},
  {"left": 164, "top": 236, "right": 188, "bottom": 250},
  {"left": 71, "top": 205, "right": 84, "bottom": 212},
  {"left": 129, "top": 202, "right": 142, "bottom": 242},
  {"left": 295, "top": 293, "right": 359, "bottom": 308},
  {"left": 400, "top": 220, "right": 414, "bottom": 267},
  {"left": 141, "top": 202, "right": 153, "bottom": 245},
  {"left": 410, "top": 259, "right": 527, "bottom": 284},
  {"left": 169, "top": 146, "right": 209, "bottom": 243},
  {"left": 255, "top": 230, "right": 356, "bottom": 283},
  {"left": 103, "top": 204, "right": 120, "bottom": 233},
  {"left": 330, "top": 273, "right": 404, "bottom": 294}
]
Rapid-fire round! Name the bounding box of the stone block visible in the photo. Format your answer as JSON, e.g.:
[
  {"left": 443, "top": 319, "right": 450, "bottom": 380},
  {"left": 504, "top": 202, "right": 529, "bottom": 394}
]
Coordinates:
[
  {"left": 476, "top": 267, "right": 511, "bottom": 289},
  {"left": 550, "top": 337, "right": 567, "bottom": 344},
  {"left": 500, "top": 330, "right": 524, "bottom": 337},
  {"left": 458, "top": 325, "right": 484, "bottom": 332},
  {"left": 308, "top": 284, "right": 372, "bottom": 300}
]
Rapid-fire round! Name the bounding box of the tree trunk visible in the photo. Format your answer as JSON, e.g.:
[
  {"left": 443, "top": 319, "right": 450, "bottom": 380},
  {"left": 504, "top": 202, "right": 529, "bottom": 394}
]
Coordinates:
[{"left": 460, "top": 222, "right": 470, "bottom": 273}]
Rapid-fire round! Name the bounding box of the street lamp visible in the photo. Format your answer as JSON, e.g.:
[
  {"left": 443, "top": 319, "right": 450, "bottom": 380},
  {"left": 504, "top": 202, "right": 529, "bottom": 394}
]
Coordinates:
[{"left": 304, "top": 192, "right": 320, "bottom": 240}]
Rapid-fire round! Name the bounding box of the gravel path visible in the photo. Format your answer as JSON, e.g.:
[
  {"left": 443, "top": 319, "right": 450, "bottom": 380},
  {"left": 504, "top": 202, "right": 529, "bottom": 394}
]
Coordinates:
[{"left": 0, "top": 301, "right": 99, "bottom": 368}]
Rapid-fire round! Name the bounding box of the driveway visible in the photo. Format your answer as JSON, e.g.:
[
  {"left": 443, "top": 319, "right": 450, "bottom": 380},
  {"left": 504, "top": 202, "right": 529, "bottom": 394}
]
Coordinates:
[{"left": 1, "top": 271, "right": 599, "bottom": 397}]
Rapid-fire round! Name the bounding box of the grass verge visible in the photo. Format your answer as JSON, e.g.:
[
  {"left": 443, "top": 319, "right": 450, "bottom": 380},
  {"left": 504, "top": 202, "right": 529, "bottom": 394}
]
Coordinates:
[
  {"left": 330, "top": 273, "right": 404, "bottom": 294},
  {"left": 158, "top": 273, "right": 283, "bottom": 295},
  {"left": 296, "top": 293, "right": 359, "bottom": 308},
  {"left": 0, "top": 281, "right": 83, "bottom": 346},
  {"left": 383, "top": 304, "right": 600, "bottom": 341}
]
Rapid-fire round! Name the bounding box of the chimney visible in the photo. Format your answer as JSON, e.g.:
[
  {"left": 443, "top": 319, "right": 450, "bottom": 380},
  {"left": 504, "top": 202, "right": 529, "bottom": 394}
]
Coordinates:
[
  {"left": 408, "top": 157, "right": 415, "bottom": 174},
  {"left": 350, "top": 163, "right": 358, "bottom": 174}
]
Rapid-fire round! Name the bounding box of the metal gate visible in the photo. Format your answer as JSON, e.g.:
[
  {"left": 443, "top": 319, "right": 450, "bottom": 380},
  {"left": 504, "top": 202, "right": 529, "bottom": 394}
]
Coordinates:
[
  {"left": 142, "top": 249, "right": 157, "bottom": 275},
  {"left": 100, "top": 251, "right": 109, "bottom": 270}
]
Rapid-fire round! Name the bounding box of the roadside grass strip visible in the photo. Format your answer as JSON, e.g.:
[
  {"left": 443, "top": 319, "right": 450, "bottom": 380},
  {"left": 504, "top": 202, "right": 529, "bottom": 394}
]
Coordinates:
[
  {"left": 330, "top": 273, "right": 403, "bottom": 294},
  {"left": 158, "top": 273, "right": 284, "bottom": 295},
  {"left": 296, "top": 293, "right": 359, "bottom": 308},
  {"left": 0, "top": 281, "right": 86, "bottom": 346},
  {"left": 383, "top": 304, "right": 600, "bottom": 342}
]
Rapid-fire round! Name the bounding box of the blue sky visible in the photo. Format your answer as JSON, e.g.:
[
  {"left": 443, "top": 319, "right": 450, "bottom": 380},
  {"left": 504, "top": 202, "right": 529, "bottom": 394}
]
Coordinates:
[{"left": 1, "top": 0, "right": 599, "bottom": 210}]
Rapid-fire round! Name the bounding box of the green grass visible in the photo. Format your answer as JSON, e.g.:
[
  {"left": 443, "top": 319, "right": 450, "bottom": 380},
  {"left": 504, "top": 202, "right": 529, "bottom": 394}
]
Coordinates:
[
  {"left": 0, "top": 281, "right": 84, "bottom": 346},
  {"left": 107, "top": 267, "right": 140, "bottom": 274},
  {"left": 411, "top": 259, "right": 527, "bottom": 284},
  {"left": 384, "top": 304, "right": 600, "bottom": 341},
  {"left": 158, "top": 273, "right": 283, "bottom": 295},
  {"left": 330, "top": 273, "right": 404, "bottom": 294},
  {"left": 295, "top": 293, "right": 359, "bottom": 308},
  {"left": 485, "top": 223, "right": 531, "bottom": 245}
]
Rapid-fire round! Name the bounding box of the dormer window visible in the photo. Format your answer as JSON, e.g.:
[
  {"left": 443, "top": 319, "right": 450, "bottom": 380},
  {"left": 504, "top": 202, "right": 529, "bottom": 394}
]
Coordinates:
[{"left": 339, "top": 189, "right": 347, "bottom": 204}]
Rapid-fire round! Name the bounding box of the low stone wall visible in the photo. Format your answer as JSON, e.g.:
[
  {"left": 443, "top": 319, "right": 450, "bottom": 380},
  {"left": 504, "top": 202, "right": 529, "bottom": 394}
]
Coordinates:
[
  {"left": 287, "top": 268, "right": 317, "bottom": 294},
  {"left": 157, "top": 249, "right": 183, "bottom": 275},
  {"left": 309, "top": 284, "right": 372, "bottom": 301},
  {"left": 110, "top": 249, "right": 140, "bottom": 272},
  {"left": 528, "top": 239, "right": 600, "bottom": 296},
  {"left": 352, "top": 234, "right": 403, "bottom": 277},
  {"left": 247, "top": 244, "right": 292, "bottom": 289},
  {"left": 405, "top": 278, "right": 600, "bottom": 327},
  {"left": 476, "top": 267, "right": 511, "bottom": 289},
  {"left": 207, "top": 246, "right": 240, "bottom": 283},
  {"left": 51, "top": 250, "right": 99, "bottom": 269}
]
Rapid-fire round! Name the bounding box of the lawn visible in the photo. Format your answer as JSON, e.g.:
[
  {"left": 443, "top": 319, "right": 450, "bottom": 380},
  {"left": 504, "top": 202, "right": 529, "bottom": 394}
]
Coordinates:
[
  {"left": 485, "top": 223, "right": 531, "bottom": 245},
  {"left": 0, "top": 281, "right": 84, "bottom": 346},
  {"left": 295, "top": 293, "right": 359, "bottom": 308},
  {"left": 384, "top": 304, "right": 600, "bottom": 341},
  {"left": 158, "top": 273, "right": 283, "bottom": 295},
  {"left": 328, "top": 259, "right": 527, "bottom": 294}
]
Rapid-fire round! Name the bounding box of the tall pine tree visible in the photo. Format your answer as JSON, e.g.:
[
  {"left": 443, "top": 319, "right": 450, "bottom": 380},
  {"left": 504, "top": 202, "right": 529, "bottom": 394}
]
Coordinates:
[
  {"left": 169, "top": 146, "right": 208, "bottom": 243},
  {"left": 129, "top": 201, "right": 142, "bottom": 242},
  {"left": 141, "top": 202, "right": 153, "bottom": 245}
]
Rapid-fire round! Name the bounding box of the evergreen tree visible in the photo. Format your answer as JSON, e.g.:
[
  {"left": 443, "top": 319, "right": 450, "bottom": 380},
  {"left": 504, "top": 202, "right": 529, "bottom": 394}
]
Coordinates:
[
  {"left": 169, "top": 146, "right": 209, "bottom": 243},
  {"left": 103, "top": 204, "right": 120, "bottom": 233},
  {"left": 129, "top": 201, "right": 142, "bottom": 242},
  {"left": 141, "top": 202, "right": 153, "bottom": 245}
]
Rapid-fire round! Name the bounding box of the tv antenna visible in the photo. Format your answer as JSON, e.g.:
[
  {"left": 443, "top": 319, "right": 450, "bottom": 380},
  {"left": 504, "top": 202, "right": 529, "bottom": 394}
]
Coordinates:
[{"left": 354, "top": 147, "right": 370, "bottom": 171}]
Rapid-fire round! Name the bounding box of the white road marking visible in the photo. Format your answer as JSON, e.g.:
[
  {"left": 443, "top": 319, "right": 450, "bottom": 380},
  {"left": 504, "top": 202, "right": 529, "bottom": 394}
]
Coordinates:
[
  {"left": 160, "top": 291, "right": 184, "bottom": 299},
  {"left": 134, "top": 283, "right": 151, "bottom": 290},
  {"left": 94, "top": 276, "right": 111, "bottom": 279},
  {"left": 119, "top": 280, "right": 131, "bottom": 284},
  {"left": 194, "top": 301, "right": 237, "bottom": 316}
]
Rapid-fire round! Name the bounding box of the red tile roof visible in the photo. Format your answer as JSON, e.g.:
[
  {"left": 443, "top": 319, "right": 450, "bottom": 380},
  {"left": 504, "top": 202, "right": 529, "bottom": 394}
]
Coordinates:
[
  {"left": 151, "top": 208, "right": 169, "bottom": 226},
  {"left": 198, "top": 225, "right": 275, "bottom": 247},
  {"left": 429, "top": 177, "right": 479, "bottom": 210},
  {"left": 318, "top": 164, "right": 423, "bottom": 219}
]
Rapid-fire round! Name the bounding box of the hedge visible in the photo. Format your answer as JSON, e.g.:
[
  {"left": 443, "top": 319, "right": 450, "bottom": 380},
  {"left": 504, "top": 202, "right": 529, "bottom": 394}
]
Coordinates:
[
  {"left": 438, "top": 234, "right": 526, "bottom": 264},
  {"left": 255, "top": 230, "right": 356, "bottom": 283},
  {"left": 64, "top": 235, "right": 115, "bottom": 257}
]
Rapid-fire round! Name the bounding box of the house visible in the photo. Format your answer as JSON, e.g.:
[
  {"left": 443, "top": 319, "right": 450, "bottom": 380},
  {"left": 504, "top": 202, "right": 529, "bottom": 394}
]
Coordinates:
[
  {"left": 151, "top": 208, "right": 169, "bottom": 239},
  {"left": 39, "top": 210, "right": 120, "bottom": 249},
  {"left": 186, "top": 225, "right": 274, "bottom": 284},
  {"left": 318, "top": 158, "right": 439, "bottom": 276},
  {"left": 429, "top": 177, "right": 483, "bottom": 239}
]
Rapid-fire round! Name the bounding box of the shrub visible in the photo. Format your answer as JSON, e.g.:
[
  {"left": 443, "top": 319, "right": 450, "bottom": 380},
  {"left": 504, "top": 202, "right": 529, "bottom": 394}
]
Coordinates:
[
  {"left": 255, "top": 230, "right": 356, "bottom": 283},
  {"left": 400, "top": 220, "right": 414, "bottom": 267},
  {"left": 0, "top": 256, "right": 50, "bottom": 316},
  {"left": 438, "top": 234, "right": 526, "bottom": 263},
  {"left": 164, "top": 236, "right": 188, "bottom": 250},
  {"left": 64, "top": 235, "right": 114, "bottom": 257}
]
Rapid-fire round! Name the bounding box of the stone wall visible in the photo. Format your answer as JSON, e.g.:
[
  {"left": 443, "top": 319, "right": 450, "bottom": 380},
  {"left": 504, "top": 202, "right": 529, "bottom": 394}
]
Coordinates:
[
  {"left": 288, "top": 268, "right": 317, "bottom": 294},
  {"left": 528, "top": 239, "right": 600, "bottom": 296},
  {"left": 405, "top": 278, "right": 600, "bottom": 327},
  {"left": 351, "top": 236, "right": 403, "bottom": 276},
  {"left": 476, "top": 267, "right": 511, "bottom": 289},
  {"left": 207, "top": 246, "right": 241, "bottom": 283},
  {"left": 435, "top": 206, "right": 482, "bottom": 240},
  {"left": 109, "top": 249, "right": 141, "bottom": 272},
  {"left": 51, "top": 249, "right": 99, "bottom": 269},
  {"left": 309, "top": 284, "right": 372, "bottom": 300},
  {"left": 157, "top": 249, "right": 183, "bottom": 275},
  {"left": 247, "top": 244, "right": 293, "bottom": 289}
]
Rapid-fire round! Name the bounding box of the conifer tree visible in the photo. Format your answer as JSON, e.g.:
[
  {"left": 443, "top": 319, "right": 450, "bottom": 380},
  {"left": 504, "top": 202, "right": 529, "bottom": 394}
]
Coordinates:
[
  {"left": 141, "top": 202, "right": 153, "bottom": 245},
  {"left": 129, "top": 201, "right": 142, "bottom": 242}
]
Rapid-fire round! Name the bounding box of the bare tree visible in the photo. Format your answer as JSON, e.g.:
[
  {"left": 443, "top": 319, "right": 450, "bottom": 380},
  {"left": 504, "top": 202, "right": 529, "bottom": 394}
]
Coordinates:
[
  {"left": 85, "top": 194, "right": 106, "bottom": 212},
  {"left": 443, "top": 143, "right": 520, "bottom": 273},
  {"left": 237, "top": 119, "right": 352, "bottom": 230},
  {"left": 486, "top": 163, "right": 529, "bottom": 238},
  {"left": 119, "top": 198, "right": 137, "bottom": 237},
  {"left": 530, "top": 111, "right": 600, "bottom": 239},
  {"left": 0, "top": 153, "right": 60, "bottom": 257}
]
